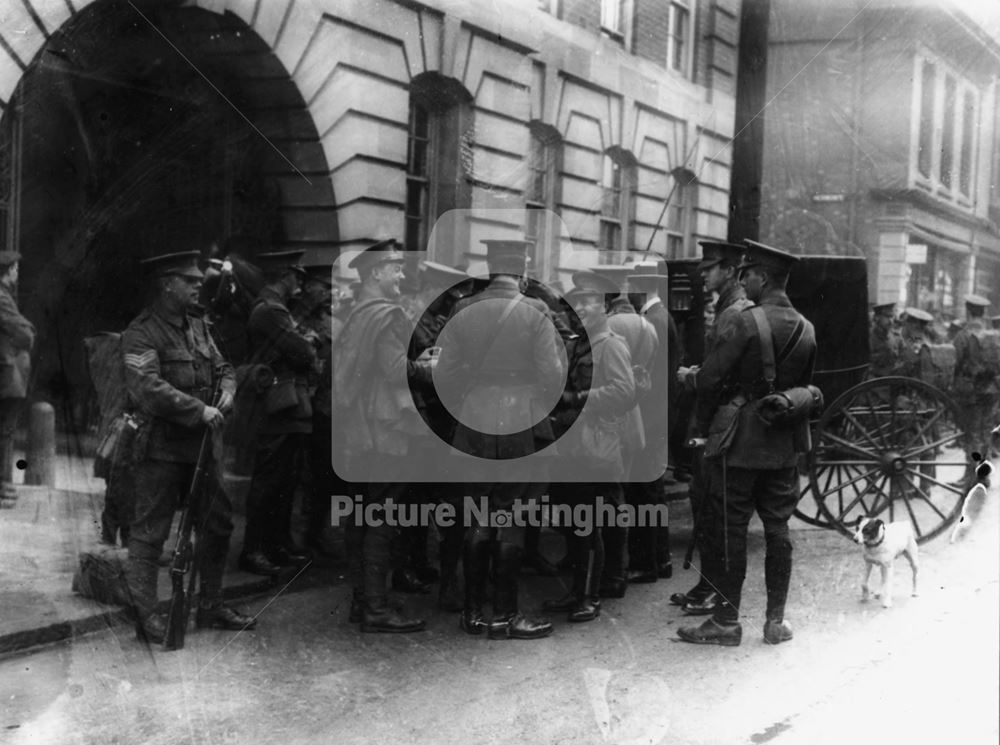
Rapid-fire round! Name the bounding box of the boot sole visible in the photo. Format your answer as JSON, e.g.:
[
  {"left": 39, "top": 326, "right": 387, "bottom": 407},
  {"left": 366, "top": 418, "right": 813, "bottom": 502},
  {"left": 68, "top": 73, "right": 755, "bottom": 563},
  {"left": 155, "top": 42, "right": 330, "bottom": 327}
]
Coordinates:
[
  {"left": 676, "top": 630, "right": 741, "bottom": 647},
  {"left": 360, "top": 623, "right": 426, "bottom": 633}
]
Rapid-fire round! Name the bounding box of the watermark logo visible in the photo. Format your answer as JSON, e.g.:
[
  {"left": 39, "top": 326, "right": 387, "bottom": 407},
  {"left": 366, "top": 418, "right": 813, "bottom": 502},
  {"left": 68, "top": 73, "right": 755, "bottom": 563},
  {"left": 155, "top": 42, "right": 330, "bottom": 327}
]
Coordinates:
[
  {"left": 330, "top": 208, "right": 669, "bottom": 484},
  {"left": 330, "top": 494, "right": 668, "bottom": 537}
]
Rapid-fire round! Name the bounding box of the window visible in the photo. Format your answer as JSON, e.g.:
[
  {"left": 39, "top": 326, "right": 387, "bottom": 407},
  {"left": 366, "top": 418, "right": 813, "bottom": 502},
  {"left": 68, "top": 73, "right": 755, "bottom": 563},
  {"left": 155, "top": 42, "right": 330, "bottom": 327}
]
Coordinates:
[
  {"left": 960, "top": 90, "right": 975, "bottom": 196},
  {"left": 912, "top": 56, "right": 980, "bottom": 208},
  {"left": 668, "top": 1, "right": 691, "bottom": 74},
  {"left": 917, "top": 61, "right": 935, "bottom": 178},
  {"left": 406, "top": 74, "right": 473, "bottom": 257},
  {"left": 405, "top": 103, "right": 431, "bottom": 253},
  {"left": 524, "top": 125, "right": 562, "bottom": 263},
  {"left": 599, "top": 151, "right": 636, "bottom": 253},
  {"left": 666, "top": 169, "right": 696, "bottom": 258},
  {"left": 940, "top": 76, "right": 956, "bottom": 189},
  {"left": 601, "top": 0, "right": 622, "bottom": 36}
]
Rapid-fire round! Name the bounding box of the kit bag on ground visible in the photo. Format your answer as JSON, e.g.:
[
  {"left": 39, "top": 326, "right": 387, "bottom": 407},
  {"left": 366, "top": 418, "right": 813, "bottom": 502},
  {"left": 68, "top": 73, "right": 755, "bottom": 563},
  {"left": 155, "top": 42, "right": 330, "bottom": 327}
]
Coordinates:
[{"left": 72, "top": 545, "right": 131, "bottom": 607}]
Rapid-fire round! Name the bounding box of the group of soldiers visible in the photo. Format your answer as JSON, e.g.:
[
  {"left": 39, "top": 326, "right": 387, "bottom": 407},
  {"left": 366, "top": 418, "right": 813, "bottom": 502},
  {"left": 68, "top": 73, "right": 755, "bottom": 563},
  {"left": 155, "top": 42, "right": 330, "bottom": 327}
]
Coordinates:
[
  {"left": 108, "top": 231, "right": 826, "bottom": 648},
  {"left": 869, "top": 295, "right": 1000, "bottom": 456}
]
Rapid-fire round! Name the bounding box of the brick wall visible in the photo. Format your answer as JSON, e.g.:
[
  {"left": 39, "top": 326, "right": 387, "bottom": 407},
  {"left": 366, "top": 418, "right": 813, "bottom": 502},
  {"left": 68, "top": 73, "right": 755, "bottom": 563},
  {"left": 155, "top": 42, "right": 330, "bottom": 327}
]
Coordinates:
[
  {"left": 632, "top": 0, "right": 669, "bottom": 66},
  {"left": 559, "top": 0, "right": 600, "bottom": 33}
]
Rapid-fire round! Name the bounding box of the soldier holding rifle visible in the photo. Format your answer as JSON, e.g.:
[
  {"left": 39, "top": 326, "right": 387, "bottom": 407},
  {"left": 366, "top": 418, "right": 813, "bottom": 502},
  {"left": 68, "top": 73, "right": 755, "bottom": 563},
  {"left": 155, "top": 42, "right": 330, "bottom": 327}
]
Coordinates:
[{"left": 122, "top": 251, "right": 254, "bottom": 644}]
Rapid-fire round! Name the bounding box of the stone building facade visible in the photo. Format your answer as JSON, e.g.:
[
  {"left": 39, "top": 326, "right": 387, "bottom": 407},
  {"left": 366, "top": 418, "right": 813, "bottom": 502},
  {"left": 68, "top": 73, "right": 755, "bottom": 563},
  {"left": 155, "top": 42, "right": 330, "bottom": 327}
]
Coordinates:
[
  {"left": 0, "top": 0, "right": 742, "bottom": 290},
  {"left": 759, "top": 0, "right": 1000, "bottom": 314}
]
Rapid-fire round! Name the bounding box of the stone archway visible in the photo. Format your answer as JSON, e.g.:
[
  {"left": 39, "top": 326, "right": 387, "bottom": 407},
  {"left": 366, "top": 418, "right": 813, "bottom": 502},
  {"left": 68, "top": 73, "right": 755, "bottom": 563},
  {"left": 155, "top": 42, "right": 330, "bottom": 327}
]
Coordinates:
[{"left": 0, "top": 0, "right": 338, "bottom": 430}]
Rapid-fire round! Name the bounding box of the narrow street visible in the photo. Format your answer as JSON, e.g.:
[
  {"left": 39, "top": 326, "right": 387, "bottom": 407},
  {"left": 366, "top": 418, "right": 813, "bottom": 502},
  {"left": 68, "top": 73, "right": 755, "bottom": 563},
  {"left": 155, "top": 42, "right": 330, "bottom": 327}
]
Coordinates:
[{"left": 3, "top": 497, "right": 996, "bottom": 745}]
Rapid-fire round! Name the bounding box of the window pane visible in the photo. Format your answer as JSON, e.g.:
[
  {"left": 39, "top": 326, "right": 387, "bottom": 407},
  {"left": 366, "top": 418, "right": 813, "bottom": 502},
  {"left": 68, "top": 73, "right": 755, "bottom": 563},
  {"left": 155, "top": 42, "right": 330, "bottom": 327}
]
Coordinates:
[
  {"left": 601, "top": 0, "right": 621, "bottom": 32},
  {"left": 600, "top": 219, "right": 621, "bottom": 251},
  {"left": 408, "top": 104, "right": 429, "bottom": 177},
  {"left": 671, "top": 5, "right": 689, "bottom": 73},
  {"left": 941, "top": 76, "right": 956, "bottom": 188},
  {"left": 960, "top": 90, "right": 975, "bottom": 196},
  {"left": 917, "top": 61, "right": 935, "bottom": 178}
]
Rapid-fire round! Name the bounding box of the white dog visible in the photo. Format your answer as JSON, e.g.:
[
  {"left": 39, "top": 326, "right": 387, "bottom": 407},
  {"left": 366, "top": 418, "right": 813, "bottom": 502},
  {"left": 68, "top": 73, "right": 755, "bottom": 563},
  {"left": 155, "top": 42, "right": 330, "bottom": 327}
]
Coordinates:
[
  {"left": 852, "top": 517, "right": 919, "bottom": 608},
  {"left": 950, "top": 451, "right": 994, "bottom": 544}
]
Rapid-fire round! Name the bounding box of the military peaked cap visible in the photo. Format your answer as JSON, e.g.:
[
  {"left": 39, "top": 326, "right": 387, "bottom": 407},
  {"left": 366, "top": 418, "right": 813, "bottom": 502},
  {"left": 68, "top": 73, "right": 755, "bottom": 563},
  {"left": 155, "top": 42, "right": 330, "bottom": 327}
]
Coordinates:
[
  {"left": 348, "top": 239, "right": 405, "bottom": 276},
  {"left": 697, "top": 241, "right": 744, "bottom": 270},
  {"left": 140, "top": 251, "right": 204, "bottom": 279},
  {"left": 626, "top": 261, "right": 667, "bottom": 288},
  {"left": 739, "top": 239, "right": 799, "bottom": 272},
  {"left": 303, "top": 264, "right": 334, "bottom": 288},
  {"left": 965, "top": 294, "right": 990, "bottom": 308},
  {"left": 588, "top": 264, "right": 635, "bottom": 292},
  {"left": 872, "top": 302, "right": 896, "bottom": 315},
  {"left": 570, "top": 270, "right": 622, "bottom": 298},
  {"left": 421, "top": 260, "right": 469, "bottom": 288},
  {"left": 903, "top": 307, "right": 933, "bottom": 323},
  {"left": 256, "top": 250, "right": 307, "bottom": 276}
]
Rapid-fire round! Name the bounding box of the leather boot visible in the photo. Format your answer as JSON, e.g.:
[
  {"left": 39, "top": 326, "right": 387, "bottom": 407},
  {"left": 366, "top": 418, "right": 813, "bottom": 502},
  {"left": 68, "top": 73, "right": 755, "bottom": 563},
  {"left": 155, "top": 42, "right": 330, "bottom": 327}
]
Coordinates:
[
  {"left": 489, "top": 612, "right": 553, "bottom": 640},
  {"left": 568, "top": 550, "right": 601, "bottom": 623},
  {"left": 677, "top": 617, "right": 742, "bottom": 646},
  {"left": 489, "top": 542, "right": 552, "bottom": 640},
  {"left": 196, "top": 604, "right": 258, "bottom": 630},
  {"left": 460, "top": 538, "right": 490, "bottom": 635},
  {"left": 136, "top": 613, "right": 167, "bottom": 644},
  {"left": 361, "top": 603, "right": 426, "bottom": 634},
  {"left": 763, "top": 619, "right": 793, "bottom": 644}
]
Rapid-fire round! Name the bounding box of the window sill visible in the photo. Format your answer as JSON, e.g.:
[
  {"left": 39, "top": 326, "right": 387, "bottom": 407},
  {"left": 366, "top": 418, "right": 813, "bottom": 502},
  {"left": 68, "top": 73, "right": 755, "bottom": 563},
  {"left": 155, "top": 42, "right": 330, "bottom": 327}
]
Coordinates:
[{"left": 600, "top": 27, "right": 625, "bottom": 45}]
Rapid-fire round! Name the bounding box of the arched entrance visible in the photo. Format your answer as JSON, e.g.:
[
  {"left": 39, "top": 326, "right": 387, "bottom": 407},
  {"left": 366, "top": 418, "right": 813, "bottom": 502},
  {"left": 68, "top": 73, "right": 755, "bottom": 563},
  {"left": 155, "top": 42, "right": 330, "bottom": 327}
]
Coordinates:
[{"left": 0, "top": 0, "right": 337, "bottom": 433}]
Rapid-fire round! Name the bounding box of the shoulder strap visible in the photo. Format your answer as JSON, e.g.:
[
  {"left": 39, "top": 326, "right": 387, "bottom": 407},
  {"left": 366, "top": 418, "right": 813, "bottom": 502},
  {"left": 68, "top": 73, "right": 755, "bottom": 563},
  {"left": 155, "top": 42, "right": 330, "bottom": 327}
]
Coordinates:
[{"left": 747, "top": 307, "right": 776, "bottom": 390}]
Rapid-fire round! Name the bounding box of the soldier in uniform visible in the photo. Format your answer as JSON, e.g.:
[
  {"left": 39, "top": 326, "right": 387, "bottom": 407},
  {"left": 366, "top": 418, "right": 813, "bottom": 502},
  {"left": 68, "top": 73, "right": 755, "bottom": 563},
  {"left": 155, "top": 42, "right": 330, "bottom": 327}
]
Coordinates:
[
  {"left": 624, "top": 267, "right": 677, "bottom": 583},
  {"left": 293, "top": 264, "right": 340, "bottom": 558},
  {"left": 0, "top": 251, "right": 33, "bottom": 507},
  {"left": 122, "top": 251, "right": 254, "bottom": 643},
  {"left": 332, "top": 239, "right": 435, "bottom": 633},
  {"left": 238, "top": 251, "right": 317, "bottom": 576},
  {"left": 897, "top": 307, "right": 934, "bottom": 379},
  {"left": 677, "top": 240, "right": 816, "bottom": 647},
  {"left": 405, "top": 260, "right": 472, "bottom": 608},
  {"left": 543, "top": 272, "right": 635, "bottom": 622},
  {"left": 675, "top": 241, "right": 754, "bottom": 615},
  {"left": 587, "top": 265, "right": 658, "bottom": 598},
  {"left": 435, "top": 239, "right": 564, "bottom": 640},
  {"left": 869, "top": 302, "right": 904, "bottom": 378},
  {"left": 952, "top": 294, "right": 999, "bottom": 458}
]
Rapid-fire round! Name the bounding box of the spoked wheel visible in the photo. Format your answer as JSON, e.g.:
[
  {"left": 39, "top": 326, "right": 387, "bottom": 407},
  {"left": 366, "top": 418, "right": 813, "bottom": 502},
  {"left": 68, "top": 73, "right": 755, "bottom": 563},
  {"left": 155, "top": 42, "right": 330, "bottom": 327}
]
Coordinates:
[
  {"left": 809, "top": 376, "right": 969, "bottom": 544},
  {"left": 794, "top": 452, "right": 838, "bottom": 528}
]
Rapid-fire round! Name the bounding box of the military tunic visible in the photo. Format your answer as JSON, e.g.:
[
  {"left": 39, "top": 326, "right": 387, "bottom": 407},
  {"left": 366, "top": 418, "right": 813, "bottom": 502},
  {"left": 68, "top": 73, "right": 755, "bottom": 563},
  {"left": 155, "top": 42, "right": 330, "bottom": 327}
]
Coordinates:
[
  {"left": 121, "top": 306, "right": 236, "bottom": 609},
  {"left": 694, "top": 287, "right": 817, "bottom": 624}
]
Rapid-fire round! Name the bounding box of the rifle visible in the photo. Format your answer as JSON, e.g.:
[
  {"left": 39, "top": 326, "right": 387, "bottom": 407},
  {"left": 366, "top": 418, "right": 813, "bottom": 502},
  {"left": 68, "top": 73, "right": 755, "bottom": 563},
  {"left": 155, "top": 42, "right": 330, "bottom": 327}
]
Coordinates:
[{"left": 163, "top": 382, "right": 222, "bottom": 651}]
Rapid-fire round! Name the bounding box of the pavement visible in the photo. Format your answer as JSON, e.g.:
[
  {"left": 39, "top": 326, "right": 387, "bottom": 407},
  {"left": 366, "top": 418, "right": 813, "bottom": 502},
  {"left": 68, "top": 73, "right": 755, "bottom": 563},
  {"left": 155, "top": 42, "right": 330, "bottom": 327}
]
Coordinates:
[
  {"left": 0, "top": 446, "right": 302, "bottom": 656},
  {"left": 0, "top": 441, "right": 695, "bottom": 657}
]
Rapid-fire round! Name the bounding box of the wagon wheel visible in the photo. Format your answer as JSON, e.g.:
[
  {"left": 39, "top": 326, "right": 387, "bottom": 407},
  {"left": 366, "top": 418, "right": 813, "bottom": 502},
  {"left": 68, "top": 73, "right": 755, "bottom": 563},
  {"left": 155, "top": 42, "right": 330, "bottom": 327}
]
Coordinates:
[
  {"left": 809, "top": 376, "right": 968, "bottom": 544},
  {"left": 794, "top": 445, "right": 838, "bottom": 528}
]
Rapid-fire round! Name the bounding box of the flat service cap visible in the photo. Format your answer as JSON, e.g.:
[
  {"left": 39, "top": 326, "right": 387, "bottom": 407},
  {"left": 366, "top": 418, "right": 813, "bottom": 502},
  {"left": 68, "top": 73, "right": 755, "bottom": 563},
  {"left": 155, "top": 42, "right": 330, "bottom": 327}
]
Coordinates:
[
  {"left": 140, "top": 251, "right": 204, "bottom": 279},
  {"left": 348, "top": 239, "right": 405, "bottom": 276},
  {"left": 738, "top": 239, "right": 799, "bottom": 272},
  {"left": 697, "top": 241, "right": 744, "bottom": 271},
  {"left": 903, "top": 307, "right": 933, "bottom": 323}
]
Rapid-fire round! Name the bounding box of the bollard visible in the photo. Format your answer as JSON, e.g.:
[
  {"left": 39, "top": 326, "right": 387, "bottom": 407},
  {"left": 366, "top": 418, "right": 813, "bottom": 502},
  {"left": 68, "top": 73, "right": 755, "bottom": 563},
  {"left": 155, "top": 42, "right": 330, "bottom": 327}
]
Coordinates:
[{"left": 25, "top": 401, "right": 56, "bottom": 487}]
